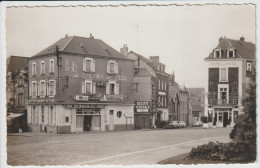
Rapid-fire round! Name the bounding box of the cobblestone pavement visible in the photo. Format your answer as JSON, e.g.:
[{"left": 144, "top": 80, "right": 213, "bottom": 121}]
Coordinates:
[{"left": 7, "top": 127, "right": 232, "bottom": 166}]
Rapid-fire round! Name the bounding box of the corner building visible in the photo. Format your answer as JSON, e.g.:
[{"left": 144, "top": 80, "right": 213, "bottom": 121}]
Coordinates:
[
  {"left": 204, "top": 36, "right": 255, "bottom": 127},
  {"left": 27, "top": 35, "right": 135, "bottom": 133}
]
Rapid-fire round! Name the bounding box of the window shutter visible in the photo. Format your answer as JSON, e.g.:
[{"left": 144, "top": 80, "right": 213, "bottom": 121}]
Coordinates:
[
  {"left": 107, "top": 62, "right": 110, "bottom": 74},
  {"left": 81, "top": 82, "right": 85, "bottom": 94},
  {"left": 53, "top": 80, "right": 56, "bottom": 96},
  {"left": 83, "top": 58, "right": 86, "bottom": 72},
  {"left": 91, "top": 60, "right": 95, "bottom": 72},
  {"left": 46, "top": 81, "right": 49, "bottom": 96},
  {"left": 115, "top": 83, "right": 120, "bottom": 95},
  {"left": 29, "top": 84, "right": 32, "bottom": 96},
  {"left": 92, "top": 82, "right": 96, "bottom": 94},
  {"left": 115, "top": 62, "right": 119, "bottom": 74},
  {"left": 106, "top": 83, "right": 110, "bottom": 94},
  {"left": 37, "top": 82, "right": 40, "bottom": 96}
]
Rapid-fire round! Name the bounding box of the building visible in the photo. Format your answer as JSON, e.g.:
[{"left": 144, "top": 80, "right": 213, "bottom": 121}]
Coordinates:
[
  {"left": 187, "top": 88, "right": 205, "bottom": 124},
  {"left": 204, "top": 36, "right": 255, "bottom": 127},
  {"left": 168, "top": 72, "right": 193, "bottom": 126},
  {"left": 6, "top": 56, "right": 29, "bottom": 133},
  {"left": 123, "top": 47, "right": 170, "bottom": 129},
  {"left": 27, "top": 35, "right": 135, "bottom": 133}
]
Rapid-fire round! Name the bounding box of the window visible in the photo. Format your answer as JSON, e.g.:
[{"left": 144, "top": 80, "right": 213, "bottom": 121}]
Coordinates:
[
  {"left": 82, "top": 80, "right": 95, "bottom": 94},
  {"left": 40, "top": 81, "right": 46, "bottom": 97},
  {"left": 165, "top": 81, "right": 167, "bottom": 91},
  {"left": 41, "top": 106, "right": 44, "bottom": 123},
  {"left": 158, "top": 79, "right": 161, "bottom": 90},
  {"left": 161, "top": 80, "right": 164, "bottom": 90},
  {"left": 214, "top": 49, "right": 221, "bottom": 58},
  {"left": 247, "top": 62, "right": 252, "bottom": 71},
  {"left": 49, "top": 59, "right": 54, "bottom": 73},
  {"left": 65, "top": 117, "right": 69, "bottom": 123},
  {"left": 83, "top": 58, "right": 95, "bottom": 72},
  {"left": 18, "top": 93, "right": 23, "bottom": 106},
  {"left": 117, "top": 111, "right": 122, "bottom": 118},
  {"left": 109, "top": 110, "right": 114, "bottom": 115},
  {"left": 32, "top": 62, "right": 36, "bottom": 76},
  {"left": 107, "top": 60, "right": 118, "bottom": 74},
  {"left": 220, "top": 68, "right": 228, "bottom": 81},
  {"left": 164, "top": 97, "right": 167, "bottom": 107},
  {"left": 32, "top": 81, "right": 37, "bottom": 98},
  {"left": 40, "top": 61, "right": 45, "bottom": 74},
  {"left": 86, "top": 82, "right": 92, "bottom": 94},
  {"left": 110, "top": 83, "right": 115, "bottom": 95},
  {"left": 227, "top": 49, "right": 235, "bottom": 58},
  {"left": 48, "top": 80, "right": 56, "bottom": 97},
  {"left": 106, "top": 81, "right": 119, "bottom": 95}
]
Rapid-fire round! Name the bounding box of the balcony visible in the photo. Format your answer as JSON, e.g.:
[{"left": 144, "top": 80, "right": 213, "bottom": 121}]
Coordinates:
[{"left": 209, "top": 99, "right": 238, "bottom": 106}]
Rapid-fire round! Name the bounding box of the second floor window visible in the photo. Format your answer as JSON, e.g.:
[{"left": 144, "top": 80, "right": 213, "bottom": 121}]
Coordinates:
[
  {"left": 106, "top": 82, "right": 119, "bottom": 95},
  {"left": 247, "top": 62, "right": 252, "bottom": 71},
  {"left": 107, "top": 60, "right": 118, "bottom": 74},
  {"left": 83, "top": 58, "right": 95, "bottom": 72},
  {"left": 220, "top": 68, "right": 228, "bottom": 81},
  {"left": 31, "top": 81, "right": 37, "bottom": 98},
  {"left": 48, "top": 80, "right": 56, "bottom": 96},
  {"left": 86, "top": 82, "right": 92, "bottom": 94},
  {"left": 40, "top": 81, "right": 46, "bottom": 97},
  {"left": 32, "top": 62, "right": 36, "bottom": 76},
  {"left": 49, "top": 59, "right": 54, "bottom": 73},
  {"left": 40, "top": 61, "right": 45, "bottom": 74},
  {"left": 81, "top": 80, "right": 96, "bottom": 94}
]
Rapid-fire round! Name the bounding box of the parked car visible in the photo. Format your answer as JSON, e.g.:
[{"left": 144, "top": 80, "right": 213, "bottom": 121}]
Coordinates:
[
  {"left": 165, "top": 121, "right": 179, "bottom": 129},
  {"left": 193, "top": 121, "right": 202, "bottom": 127},
  {"left": 178, "top": 121, "right": 187, "bottom": 128}
]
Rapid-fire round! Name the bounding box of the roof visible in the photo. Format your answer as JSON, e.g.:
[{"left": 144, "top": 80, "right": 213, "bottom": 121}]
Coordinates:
[
  {"left": 205, "top": 37, "right": 255, "bottom": 60},
  {"left": 186, "top": 88, "right": 204, "bottom": 97},
  {"left": 6, "top": 56, "right": 28, "bottom": 73},
  {"left": 192, "top": 104, "right": 203, "bottom": 112},
  {"left": 33, "top": 36, "right": 131, "bottom": 60}
]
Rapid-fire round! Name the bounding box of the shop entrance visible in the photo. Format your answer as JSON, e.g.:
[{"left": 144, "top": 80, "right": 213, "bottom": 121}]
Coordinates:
[{"left": 84, "top": 116, "right": 92, "bottom": 131}]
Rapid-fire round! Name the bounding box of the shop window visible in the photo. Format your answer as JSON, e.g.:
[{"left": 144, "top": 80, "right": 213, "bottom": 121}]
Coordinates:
[
  {"left": 117, "top": 111, "right": 122, "bottom": 118},
  {"left": 65, "top": 117, "right": 69, "bottom": 123},
  {"left": 219, "top": 112, "right": 223, "bottom": 122}
]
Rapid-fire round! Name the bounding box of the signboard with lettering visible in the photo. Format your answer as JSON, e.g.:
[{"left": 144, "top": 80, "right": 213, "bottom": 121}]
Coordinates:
[
  {"left": 66, "top": 104, "right": 105, "bottom": 109},
  {"left": 96, "top": 82, "right": 106, "bottom": 87},
  {"left": 135, "top": 101, "right": 150, "bottom": 112},
  {"left": 209, "top": 61, "right": 238, "bottom": 67}
]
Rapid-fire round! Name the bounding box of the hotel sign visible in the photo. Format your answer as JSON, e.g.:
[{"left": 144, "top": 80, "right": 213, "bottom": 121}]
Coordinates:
[
  {"left": 135, "top": 101, "right": 150, "bottom": 112},
  {"left": 210, "top": 61, "right": 238, "bottom": 67},
  {"left": 66, "top": 104, "right": 105, "bottom": 109}
]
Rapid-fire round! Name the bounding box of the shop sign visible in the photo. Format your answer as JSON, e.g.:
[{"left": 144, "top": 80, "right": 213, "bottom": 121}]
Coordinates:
[
  {"left": 96, "top": 82, "right": 106, "bottom": 87},
  {"left": 75, "top": 95, "right": 89, "bottom": 101},
  {"left": 135, "top": 101, "right": 150, "bottom": 112},
  {"left": 89, "top": 97, "right": 101, "bottom": 101},
  {"left": 158, "top": 91, "right": 166, "bottom": 96},
  {"left": 66, "top": 104, "right": 105, "bottom": 109},
  {"left": 100, "top": 94, "right": 124, "bottom": 102},
  {"left": 29, "top": 99, "right": 55, "bottom": 103},
  {"left": 210, "top": 61, "right": 238, "bottom": 67}
]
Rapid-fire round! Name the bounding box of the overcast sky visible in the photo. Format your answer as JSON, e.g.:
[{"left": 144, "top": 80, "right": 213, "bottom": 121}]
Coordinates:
[{"left": 5, "top": 4, "right": 255, "bottom": 88}]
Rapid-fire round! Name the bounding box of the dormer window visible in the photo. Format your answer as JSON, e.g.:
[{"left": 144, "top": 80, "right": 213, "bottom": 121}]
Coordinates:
[
  {"left": 214, "top": 49, "right": 221, "bottom": 58},
  {"left": 227, "top": 49, "right": 235, "bottom": 58}
]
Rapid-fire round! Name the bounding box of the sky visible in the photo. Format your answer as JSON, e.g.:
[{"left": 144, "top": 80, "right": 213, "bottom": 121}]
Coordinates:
[{"left": 5, "top": 4, "right": 255, "bottom": 88}]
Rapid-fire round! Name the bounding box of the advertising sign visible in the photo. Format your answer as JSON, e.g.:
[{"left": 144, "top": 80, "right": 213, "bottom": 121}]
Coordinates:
[{"left": 135, "top": 101, "right": 150, "bottom": 112}]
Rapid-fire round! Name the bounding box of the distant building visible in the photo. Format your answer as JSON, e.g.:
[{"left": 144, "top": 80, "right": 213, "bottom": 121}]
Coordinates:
[
  {"left": 27, "top": 35, "right": 135, "bottom": 133},
  {"left": 6, "top": 56, "right": 29, "bottom": 132},
  {"left": 123, "top": 47, "right": 170, "bottom": 129},
  {"left": 204, "top": 36, "right": 255, "bottom": 127},
  {"left": 187, "top": 88, "right": 205, "bottom": 124}
]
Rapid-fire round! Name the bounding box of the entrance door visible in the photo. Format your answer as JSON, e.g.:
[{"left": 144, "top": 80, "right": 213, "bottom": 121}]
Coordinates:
[
  {"left": 109, "top": 110, "right": 114, "bottom": 131},
  {"left": 84, "top": 116, "right": 92, "bottom": 131},
  {"left": 223, "top": 112, "right": 228, "bottom": 127}
]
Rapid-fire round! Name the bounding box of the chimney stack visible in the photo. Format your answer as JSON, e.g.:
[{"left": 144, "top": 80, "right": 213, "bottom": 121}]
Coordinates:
[
  {"left": 149, "top": 56, "right": 159, "bottom": 63},
  {"left": 240, "top": 36, "right": 245, "bottom": 42},
  {"left": 120, "top": 44, "right": 128, "bottom": 57},
  {"left": 219, "top": 36, "right": 223, "bottom": 42},
  {"left": 65, "top": 34, "right": 68, "bottom": 38},
  {"left": 90, "top": 33, "right": 94, "bottom": 39}
]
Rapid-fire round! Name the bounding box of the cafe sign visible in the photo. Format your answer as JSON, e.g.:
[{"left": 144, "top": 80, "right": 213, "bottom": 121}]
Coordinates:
[{"left": 135, "top": 101, "right": 150, "bottom": 112}]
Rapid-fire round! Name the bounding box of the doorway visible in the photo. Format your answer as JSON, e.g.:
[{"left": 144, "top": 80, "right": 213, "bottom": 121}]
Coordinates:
[
  {"left": 84, "top": 116, "right": 92, "bottom": 131},
  {"left": 223, "top": 112, "right": 228, "bottom": 127}
]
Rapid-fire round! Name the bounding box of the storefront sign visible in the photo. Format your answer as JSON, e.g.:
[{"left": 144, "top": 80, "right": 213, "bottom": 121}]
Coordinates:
[
  {"left": 100, "top": 94, "right": 124, "bottom": 102},
  {"left": 210, "top": 61, "right": 238, "bottom": 67},
  {"left": 66, "top": 104, "right": 105, "bottom": 109},
  {"left": 82, "top": 73, "right": 127, "bottom": 81},
  {"left": 135, "top": 101, "right": 150, "bottom": 112},
  {"left": 75, "top": 95, "right": 89, "bottom": 101},
  {"left": 28, "top": 99, "right": 55, "bottom": 103},
  {"left": 158, "top": 91, "right": 166, "bottom": 96}
]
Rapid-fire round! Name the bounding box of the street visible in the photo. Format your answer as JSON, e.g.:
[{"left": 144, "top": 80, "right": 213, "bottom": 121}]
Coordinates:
[{"left": 7, "top": 127, "right": 232, "bottom": 166}]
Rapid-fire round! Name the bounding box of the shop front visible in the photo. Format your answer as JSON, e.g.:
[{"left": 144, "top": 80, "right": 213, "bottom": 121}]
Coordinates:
[{"left": 208, "top": 108, "right": 239, "bottom": 127}]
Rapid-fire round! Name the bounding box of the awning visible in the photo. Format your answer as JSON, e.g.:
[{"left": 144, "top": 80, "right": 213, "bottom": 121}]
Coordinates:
[{"left": 7, "top": 113, "right": 24, "bottom": 121}]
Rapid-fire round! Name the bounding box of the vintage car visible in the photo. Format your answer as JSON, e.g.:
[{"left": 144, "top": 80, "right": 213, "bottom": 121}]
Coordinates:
[
  {"left": 178, "top": 121, "right": 187, "bottom": 128},
  {"left": 165, "top": 121, "right": 179, "bottom": 129}
]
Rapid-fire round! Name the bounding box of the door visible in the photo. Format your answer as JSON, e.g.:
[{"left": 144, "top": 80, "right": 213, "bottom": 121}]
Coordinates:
[
  {"left": 84, "top": 116, "right": 92, "bottom": 131},
  {"left": 223, "top": 112, "right": 228, "bottom": 127},
  {"left": 76, "top": 116, "right": 84, "bottom": 132},
  {"left": 109, "top": 110, "right": 114, "bottom": 131}
]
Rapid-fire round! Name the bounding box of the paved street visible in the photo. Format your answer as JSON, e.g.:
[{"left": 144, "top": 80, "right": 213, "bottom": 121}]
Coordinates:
[{"left": 7, "top": 127, "right": 232, "bottom": 166}]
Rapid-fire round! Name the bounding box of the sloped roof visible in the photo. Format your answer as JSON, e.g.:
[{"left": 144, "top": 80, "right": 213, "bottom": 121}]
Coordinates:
[
  {"left": 187, "top": 88, "right": 204, "bottom": 97},
  {"left": 205, "top": 37, "right": 255, "bottom": 60},
  {"left": 192, "top": 104, "right": 203, "bottom": 112},
  {"left": 33, "top": 36, "right": 131, "bottom": 60},
  {"left": 6, "top": 56, "right": 28, "bottom": 73}
]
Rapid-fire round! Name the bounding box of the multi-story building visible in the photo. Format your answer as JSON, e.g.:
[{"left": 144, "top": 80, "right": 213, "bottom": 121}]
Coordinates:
[
  {"left": 27, "top": 35, "right": 135, "bottom": 133},
  {"left": 123, "top": 47, "right": 170, "bottom": 129},
  {"left": 204, "top": 36, "right": 255, "bottom": 127},
  {"left": 187, "top": 88, "right": 205, "bottom": 124}
]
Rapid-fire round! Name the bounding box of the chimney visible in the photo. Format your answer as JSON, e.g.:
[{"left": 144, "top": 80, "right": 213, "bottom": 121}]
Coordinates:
[
  {"left": 219, "top": 36, "right": 222, "bottom": 42},
  {"left": 240, "top": 36, "right": 245, "bottom": 42},
  {"left": 120, "top": 44, "right": 128, "bottom": 57},
  {"left": 149, "top": 56, "right": 159, "bottom": 63},
  {"left": 65, "top": 34, "right": 68, "bottom": 38},
  {"left": 90, "top": 33, "right": 94, "bottom": 39}
]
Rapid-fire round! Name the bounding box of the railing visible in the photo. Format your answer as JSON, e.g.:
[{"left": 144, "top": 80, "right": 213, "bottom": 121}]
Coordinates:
[{"left": 209, "top": 99, "right": 238, "bottom": 106}]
